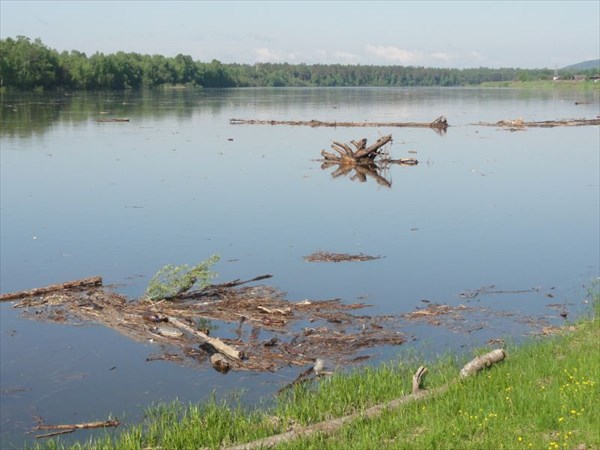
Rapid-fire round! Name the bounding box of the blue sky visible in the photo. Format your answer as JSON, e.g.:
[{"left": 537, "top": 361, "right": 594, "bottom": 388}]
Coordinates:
[{"left": 1, "top": 1, "right": 599, "bottom": 69}]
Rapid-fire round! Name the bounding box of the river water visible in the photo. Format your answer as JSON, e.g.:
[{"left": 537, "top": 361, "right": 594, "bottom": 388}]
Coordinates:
[{"left": 1, "top": 87, "right": 599, "bottom": 447}]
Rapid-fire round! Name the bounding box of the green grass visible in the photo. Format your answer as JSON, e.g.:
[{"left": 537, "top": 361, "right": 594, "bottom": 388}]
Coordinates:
[{"left": 33, "top": 290, "right": 600, "bottom": 450}]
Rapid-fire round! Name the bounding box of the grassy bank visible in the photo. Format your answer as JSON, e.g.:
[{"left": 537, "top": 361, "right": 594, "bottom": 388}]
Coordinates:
[
  {"left": 480, "top": 80, "right": 600, "bottom": 90},
  {"left": 36, "top": 291, "right": 599, "bottom": 450}
]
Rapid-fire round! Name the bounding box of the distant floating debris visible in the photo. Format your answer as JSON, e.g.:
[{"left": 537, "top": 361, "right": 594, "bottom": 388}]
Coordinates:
[
  {"left": 230, "top": 115, "right": 448, "bottom": 130},
  {"left": 477, "top": 117, "right": 600, "bottom": 129},
  {"left": 96, "top": 117, "right": 130, "bottom": 123}
]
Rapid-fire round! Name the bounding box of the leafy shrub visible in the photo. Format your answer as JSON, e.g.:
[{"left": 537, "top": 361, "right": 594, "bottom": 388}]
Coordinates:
[{"left": 144, "top": 255, "right": 220, "bottom": 301}]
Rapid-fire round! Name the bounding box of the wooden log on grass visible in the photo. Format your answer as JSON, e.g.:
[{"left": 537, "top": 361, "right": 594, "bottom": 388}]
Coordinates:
[
  {"left": 0, "top": 276, "right": 103, "bottom": 302},
  {"left": 460, "top": 348, "right": 506, "bottom": 378}
]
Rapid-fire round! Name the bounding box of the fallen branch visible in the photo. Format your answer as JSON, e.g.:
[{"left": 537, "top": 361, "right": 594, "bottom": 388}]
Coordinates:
[
  {"left": 0, "top": 276, "right": 103, "bottom": 302},
  {"left": 179, "top": 274, "right": 273, "bottom": 299},
  {"left": 35, "top": 419, "right": 120, "bottom": 430},
  {"left": 230, "top": 116, "right": 449, "bottom": 129},
  {"left": 225, "top": 349, "right": 505, "bottom": 450},
  {"left": 166, "top": 316, "right": 242, "bottom": 361}
]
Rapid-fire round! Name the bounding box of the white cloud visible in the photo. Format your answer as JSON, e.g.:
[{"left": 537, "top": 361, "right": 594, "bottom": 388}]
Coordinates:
[
  {"left": 431, "top": 52, "right": 452, "bottom": 63},
  {"left": 335, "top": 51, "right": 360, "bottom": 63},
  {"left": 253, "top": 47, "right": 283, "bottom": 62},
  {"left": 315, "top": 49, "right": 328, "bottom": 61},
  {"left": 366, "top": 45, "right": 423, "bottom": 65}
]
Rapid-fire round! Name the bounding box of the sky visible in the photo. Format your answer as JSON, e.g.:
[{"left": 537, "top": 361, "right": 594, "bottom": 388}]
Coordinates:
[{"left": 1, "top": 1, "right": 599, "bottom": 69}]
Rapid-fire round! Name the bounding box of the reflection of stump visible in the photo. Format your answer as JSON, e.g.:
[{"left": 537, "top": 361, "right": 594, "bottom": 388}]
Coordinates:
[{"left": 321, "top": 135, "right": 393, "bottom": 165}]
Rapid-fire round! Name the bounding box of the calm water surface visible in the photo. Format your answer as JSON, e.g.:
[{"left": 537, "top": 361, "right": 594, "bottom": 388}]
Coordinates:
[{"left": 1, "top": 87, "right": 599, "bottom": 447}]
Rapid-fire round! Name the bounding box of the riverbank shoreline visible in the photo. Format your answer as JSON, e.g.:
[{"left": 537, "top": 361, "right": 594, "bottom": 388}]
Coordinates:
[{"left": 32, "top": 288, "right": 599, "bottom": 449}]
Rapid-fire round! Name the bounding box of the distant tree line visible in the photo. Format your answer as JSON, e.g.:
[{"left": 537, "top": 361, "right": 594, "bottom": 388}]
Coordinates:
[{"left": 1, "top": 36, "right": 597, "bottom": 91}]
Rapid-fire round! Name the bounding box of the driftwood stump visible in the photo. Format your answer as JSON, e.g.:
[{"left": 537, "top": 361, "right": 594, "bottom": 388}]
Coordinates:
[{"left": 321, "top": 135, "right": 393, "bottom": 165}]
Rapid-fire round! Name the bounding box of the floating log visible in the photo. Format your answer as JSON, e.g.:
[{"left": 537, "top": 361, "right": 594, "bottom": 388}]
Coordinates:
[
  {"left": 230, "top": 116, "right": 449, "bottom": 129},
  {"left": 0, "top": 276, "right": 103, "bottom": 302},
  {"left": 34, "top": 419, "right": 119, "bottom": 439},
  {"left": 166, "top": 316, "right": 242, "bottom": 361},
  {"left": 35, "top": 419, "right": 120, "bottom": 431}
]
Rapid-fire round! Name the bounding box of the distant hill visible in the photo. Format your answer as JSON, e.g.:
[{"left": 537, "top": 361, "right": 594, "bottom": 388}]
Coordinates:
[{"left": 561, "top": 59, "right": 600, "bottom": 71}]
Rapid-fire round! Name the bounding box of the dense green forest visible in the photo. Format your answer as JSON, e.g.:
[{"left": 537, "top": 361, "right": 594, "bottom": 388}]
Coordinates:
[{"left": 1, "top": 36, "right": 598, "bottom": 91}]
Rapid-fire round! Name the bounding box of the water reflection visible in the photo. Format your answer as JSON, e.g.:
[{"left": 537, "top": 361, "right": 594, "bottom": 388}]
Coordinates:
[
  {"left": 0, "top": 89, "right": 219, "bottom": 138},
  {"left": 321, "top": 159, "right": 420, "bottom": 188},
  {"left": 2, "top": 86, "right": 597, "bottom": 138}
]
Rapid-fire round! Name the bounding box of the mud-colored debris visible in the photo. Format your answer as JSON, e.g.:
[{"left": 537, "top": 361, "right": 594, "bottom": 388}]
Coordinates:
[
  {"left": 146, "top": 353, "right": 184, "bottom": 362},
  {"left": 6, "top": 278, "right": 404, "bottom": 373},
  {"left": 1, "top": 386, "right": 32, "bottom": 398},
  {"left": 540, "top": 325, "right": 577, "bottom": 336},
  {"left": 477, "top": 117, "right": 600, "bottom": 130},
  {"left": 3, "top": 277, "right": 570, "bottom": 375},
  {"left": 402, "top": 303, "right": 474, "bottom": 320},
  {"left": 458, "top": 285, "right": 539, "bottom": 300},
  {"left": 304, "top": 251, "right": 382, "bottom": 263}
]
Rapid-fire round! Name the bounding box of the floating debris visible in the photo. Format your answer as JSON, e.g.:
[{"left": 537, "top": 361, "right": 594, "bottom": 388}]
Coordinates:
[
  {"left": 477, "top": 117, "right": 600, "bottom": 130},
  {"left": 230, "top": 116, "right": 448, "bottom": 131},
  {"left": 319, "top": 134, "right": 418, "bottom": 188},
  {"left": 304, "top": 251, "right": 382, "bottom": 263},
  {"left": 96, "top": 118, "right": 129, "bottom": 123},
  {"left": 6, "top": 277, "right": 404, "bottom": 373}
]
